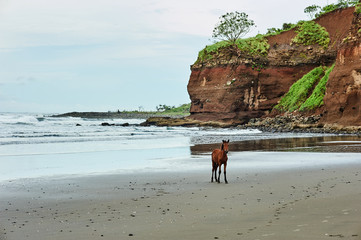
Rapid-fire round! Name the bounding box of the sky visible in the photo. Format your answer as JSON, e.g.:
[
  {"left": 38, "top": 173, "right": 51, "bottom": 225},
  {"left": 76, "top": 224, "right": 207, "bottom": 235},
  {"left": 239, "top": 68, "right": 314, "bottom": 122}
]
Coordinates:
[{"left": 0, "top": 0, "right": 338, "bottom": 113}]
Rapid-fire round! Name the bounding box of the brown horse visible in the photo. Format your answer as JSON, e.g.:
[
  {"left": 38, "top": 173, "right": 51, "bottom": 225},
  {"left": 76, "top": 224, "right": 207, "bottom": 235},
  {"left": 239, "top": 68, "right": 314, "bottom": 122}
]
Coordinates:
[{"left": 211, "top": 140, "right": 229, "bottom": 184}]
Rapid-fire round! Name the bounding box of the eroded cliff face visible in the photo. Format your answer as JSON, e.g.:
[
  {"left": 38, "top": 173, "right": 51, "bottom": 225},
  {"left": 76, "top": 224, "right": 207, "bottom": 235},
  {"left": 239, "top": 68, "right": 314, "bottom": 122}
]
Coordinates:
[
  {"left": 323, "top": 9, "right": 361, "bottom": 126},
  {"left": 188, "top": 64, "right": 318, "bottom": 124},
  {"left": 187, "top": 7, "right": 357, "bottom": 125}
]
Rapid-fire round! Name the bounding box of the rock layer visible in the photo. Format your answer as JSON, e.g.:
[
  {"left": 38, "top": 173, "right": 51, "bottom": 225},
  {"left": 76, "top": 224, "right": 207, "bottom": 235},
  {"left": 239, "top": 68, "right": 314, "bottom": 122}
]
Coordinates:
[{"left": 188, "top": 65, "right": 318, "bottom": 124}]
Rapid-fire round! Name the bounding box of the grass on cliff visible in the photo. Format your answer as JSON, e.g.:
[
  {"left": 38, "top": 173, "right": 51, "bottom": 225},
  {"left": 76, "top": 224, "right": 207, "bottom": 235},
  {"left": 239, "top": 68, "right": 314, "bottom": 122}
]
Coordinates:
[
  {"left": 292, "top": 21, "right": 330, "bottom": 49},
  {"left": 299, "top": 64, "right": 335, "bottom": 111},
  {"left": 197, "top": 41, "right": 231, "bottom": 62},
  {"left": 196, "top": 20, "right": 330, "bottom": 64},
  {"left": 235, "top": 34, "right": 270, "bottom": 57},
  {"left": 274, "top": 66, "right": 327, "bottom": 112},
  {"left": 196, "top": 34, "right": 269, "bottom": 63}
]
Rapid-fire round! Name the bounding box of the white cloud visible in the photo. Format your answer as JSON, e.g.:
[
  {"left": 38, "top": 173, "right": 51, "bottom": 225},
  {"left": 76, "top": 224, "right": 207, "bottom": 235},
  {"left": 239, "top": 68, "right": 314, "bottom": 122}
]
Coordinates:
[
  {"left": 0, "top": 0, "right": 123, "bottom": 47},
  {"left": 0, "top": 0, "right": 241, "bottom": 49},
  {"left": 0, "top": 0, "right": 340, "bottom": 50}
]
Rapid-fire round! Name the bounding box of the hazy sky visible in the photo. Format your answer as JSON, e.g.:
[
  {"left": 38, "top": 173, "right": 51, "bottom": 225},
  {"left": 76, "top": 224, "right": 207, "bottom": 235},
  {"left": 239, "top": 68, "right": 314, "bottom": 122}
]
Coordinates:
[{"left": 0, "top": 0, "right": 338, "bottom": 113}]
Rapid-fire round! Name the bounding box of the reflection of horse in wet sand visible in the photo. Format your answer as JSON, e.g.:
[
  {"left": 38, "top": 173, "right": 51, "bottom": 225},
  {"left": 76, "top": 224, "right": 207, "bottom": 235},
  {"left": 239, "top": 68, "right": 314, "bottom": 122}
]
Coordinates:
[{"left": 211, "top": 140, "right": 229, "bottom": 184}]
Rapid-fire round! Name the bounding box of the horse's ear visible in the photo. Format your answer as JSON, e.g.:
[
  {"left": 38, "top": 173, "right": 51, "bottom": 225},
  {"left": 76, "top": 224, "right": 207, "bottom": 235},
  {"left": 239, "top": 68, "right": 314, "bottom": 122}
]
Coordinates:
[
  {"left": 222, "top": 140, "right": 225, "bottom": 143},
  {"left": 227, "top": 139, "right": 230, "bottom": 143}
]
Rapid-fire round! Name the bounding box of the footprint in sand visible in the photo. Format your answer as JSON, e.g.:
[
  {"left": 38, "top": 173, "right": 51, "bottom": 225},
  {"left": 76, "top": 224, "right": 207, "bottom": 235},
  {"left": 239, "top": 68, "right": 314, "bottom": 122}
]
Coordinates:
[
  {"left": 342, "top": 209, "right": 350, "bottom": 215},
  {"left": 297, "top": 224, "right": 308, "bottom": 227},
  {"left": 262, "top": 233, "right": 275, "bottom": 237}
]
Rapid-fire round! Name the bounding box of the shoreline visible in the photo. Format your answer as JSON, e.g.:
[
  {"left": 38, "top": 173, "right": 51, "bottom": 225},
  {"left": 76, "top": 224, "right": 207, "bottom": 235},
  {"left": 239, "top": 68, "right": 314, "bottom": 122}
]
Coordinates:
[
  {"left": 142, "top": 115, "right": 361, "bottom": 134},
  {"left": 2, "top": 135, "right": 361, "bottom": 184},
  {"left": 1, "top": 160, "right": 360, "bottom": 240},
  {"left": 50, "top": 111, "right": 361, "bottom": 134}
]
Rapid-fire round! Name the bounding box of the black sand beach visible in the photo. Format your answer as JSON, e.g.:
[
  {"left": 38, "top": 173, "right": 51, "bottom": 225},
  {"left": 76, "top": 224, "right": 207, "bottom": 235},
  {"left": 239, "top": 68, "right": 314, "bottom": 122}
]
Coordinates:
[{"left": 1, "top": 140, "right": 361, "bottom": 240}]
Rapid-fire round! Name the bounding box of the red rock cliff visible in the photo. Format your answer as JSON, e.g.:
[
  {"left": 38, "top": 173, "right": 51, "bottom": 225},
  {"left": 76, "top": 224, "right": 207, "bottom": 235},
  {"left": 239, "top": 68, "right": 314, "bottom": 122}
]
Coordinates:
[
  {"left": 187, "top": 7, "right": 356, "bottom": 125},
  {"left": 323, "top": 8, "right": 361, "bottom": 126}
]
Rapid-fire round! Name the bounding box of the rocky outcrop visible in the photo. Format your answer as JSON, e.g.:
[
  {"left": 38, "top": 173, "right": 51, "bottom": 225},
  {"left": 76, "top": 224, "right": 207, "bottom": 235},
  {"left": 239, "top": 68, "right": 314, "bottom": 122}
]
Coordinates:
[
  {"left": 187, "top": 7, "right": 358, "bottom": 126},
  {"left": 140, "top": 117, "right": 235, "bottom": 128}
]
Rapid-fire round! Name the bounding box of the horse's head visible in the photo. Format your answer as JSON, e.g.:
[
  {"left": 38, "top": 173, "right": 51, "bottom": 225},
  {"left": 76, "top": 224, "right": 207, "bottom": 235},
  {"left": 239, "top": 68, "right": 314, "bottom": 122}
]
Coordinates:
[{"left": 222, "top": 139, "right": 230, "bottom": 154}]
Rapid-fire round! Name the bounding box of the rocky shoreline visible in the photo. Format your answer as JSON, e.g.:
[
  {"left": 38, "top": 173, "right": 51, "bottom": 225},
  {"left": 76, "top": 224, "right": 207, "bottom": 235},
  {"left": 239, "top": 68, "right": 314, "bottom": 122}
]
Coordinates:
[
  {"left": 141, "top": 114, "right": 361, "bottom": 134},
  {"left": 52, "top": 111, "right": 361, "bottom": 134},
  {"left": 242, "top": 113, "right": 361, "bottom": 134}
]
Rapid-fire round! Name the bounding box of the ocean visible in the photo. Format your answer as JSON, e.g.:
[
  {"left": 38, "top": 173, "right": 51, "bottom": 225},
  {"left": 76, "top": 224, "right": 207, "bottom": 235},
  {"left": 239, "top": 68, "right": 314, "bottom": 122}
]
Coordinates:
[{"left": 1, "top": 112, "right": 361, "bottom": 182}]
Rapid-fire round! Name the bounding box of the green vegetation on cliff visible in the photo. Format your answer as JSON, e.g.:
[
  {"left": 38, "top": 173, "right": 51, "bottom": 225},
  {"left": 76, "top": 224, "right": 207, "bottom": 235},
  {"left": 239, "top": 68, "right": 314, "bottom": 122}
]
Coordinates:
[
  {"left": 196, "top": 20, "right": 330, "bottom": 64},
  {"left": 312, "top": 0, "right": 359, "bottom": 18},
  {"left": 355, "top": 2, "right": 361, "bottom": 14},
  {"left": 236, "top": 34, "right": 270, "bottom": 56},
  {"left": 292, "top": 21, "right": 330, "bottom": 49},
  {"left": 299, "top": 64, "right": 335, "bottom": 111},
  {"left": 274, "top": 65, "right": 335, "bottom": 112},
  {"left": 195, "top": 5, "right": 339, "bottom": 64},
  {"left": 266, "top": 23, "right": 295, "bottom": 36},
  {"left": 196, "top": 11, "right": 266, "bottom": 63},
  {"left": 197, "top": 41, "right": 231, "bottom": 62},
  {"left": 274, "top": 66, "right": 327, "bottom": 112},
  {"left": 196, "top": 34, "right": 269, "bottom": 63},
  {"left": 212, "top": 11, "right": 255, "bottom": 44}
]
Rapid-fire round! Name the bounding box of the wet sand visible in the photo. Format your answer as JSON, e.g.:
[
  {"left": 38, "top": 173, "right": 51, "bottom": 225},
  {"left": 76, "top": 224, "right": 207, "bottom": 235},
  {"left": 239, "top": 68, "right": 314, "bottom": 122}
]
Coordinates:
[{"left": 1, "top": 157, "right": 361, "bottom": 240}]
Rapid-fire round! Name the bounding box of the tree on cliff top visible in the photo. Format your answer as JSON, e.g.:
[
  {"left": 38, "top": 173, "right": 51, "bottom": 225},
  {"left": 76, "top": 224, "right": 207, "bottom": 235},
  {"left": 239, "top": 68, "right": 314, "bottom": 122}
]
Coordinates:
[
  {"left": 304, "top": 5, "right": 321, "bottom": 19},
  {"left": 212, "top": 12, "right": 255, "bottom": 45}
]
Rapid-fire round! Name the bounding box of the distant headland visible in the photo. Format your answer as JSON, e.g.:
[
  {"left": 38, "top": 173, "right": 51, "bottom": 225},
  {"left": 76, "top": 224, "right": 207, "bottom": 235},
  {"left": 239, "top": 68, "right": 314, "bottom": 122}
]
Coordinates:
[{"left": 51, "top": 103, "right": 191, "bottom": 119}]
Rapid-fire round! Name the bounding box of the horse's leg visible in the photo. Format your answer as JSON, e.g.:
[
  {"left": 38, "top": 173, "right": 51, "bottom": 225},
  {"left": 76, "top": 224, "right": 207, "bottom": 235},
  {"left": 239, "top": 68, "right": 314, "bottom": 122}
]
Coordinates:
[
  {"left": 211, "top": 162, "right": 215, "bottom": 182},
  {"left": 218, "top": 163, "right": 221, "bottom": 183},
  {"left": 224, "top": 162, "right": 228, "bottom": 184},
  {"left": 214, "top": 164, "right": 218, "bottom": 183}
]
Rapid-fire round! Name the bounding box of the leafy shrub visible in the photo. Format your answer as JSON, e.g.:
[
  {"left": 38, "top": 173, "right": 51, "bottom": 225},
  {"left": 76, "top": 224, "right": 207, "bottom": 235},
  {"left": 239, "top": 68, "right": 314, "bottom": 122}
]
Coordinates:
[
  {"left": 304, "top": 5, "right": 321, "bottom": 19},
  {"left": 266, "top": 23, "right": 296, "bottom": 36},
  {"left": 274, "top": 66, "right": 326, "bottom": 112},
  {"left": 356, "top": 3, "right": 361, "bottom": 14},
  {"left": 299, "top": 64, "right": 335, "bottom": 111},
  {"left": 292, "top": 21, "right": 330, "bottom": 49},
  {"left": 315, "top": 4, "right": 339, "bottom": 18}
]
